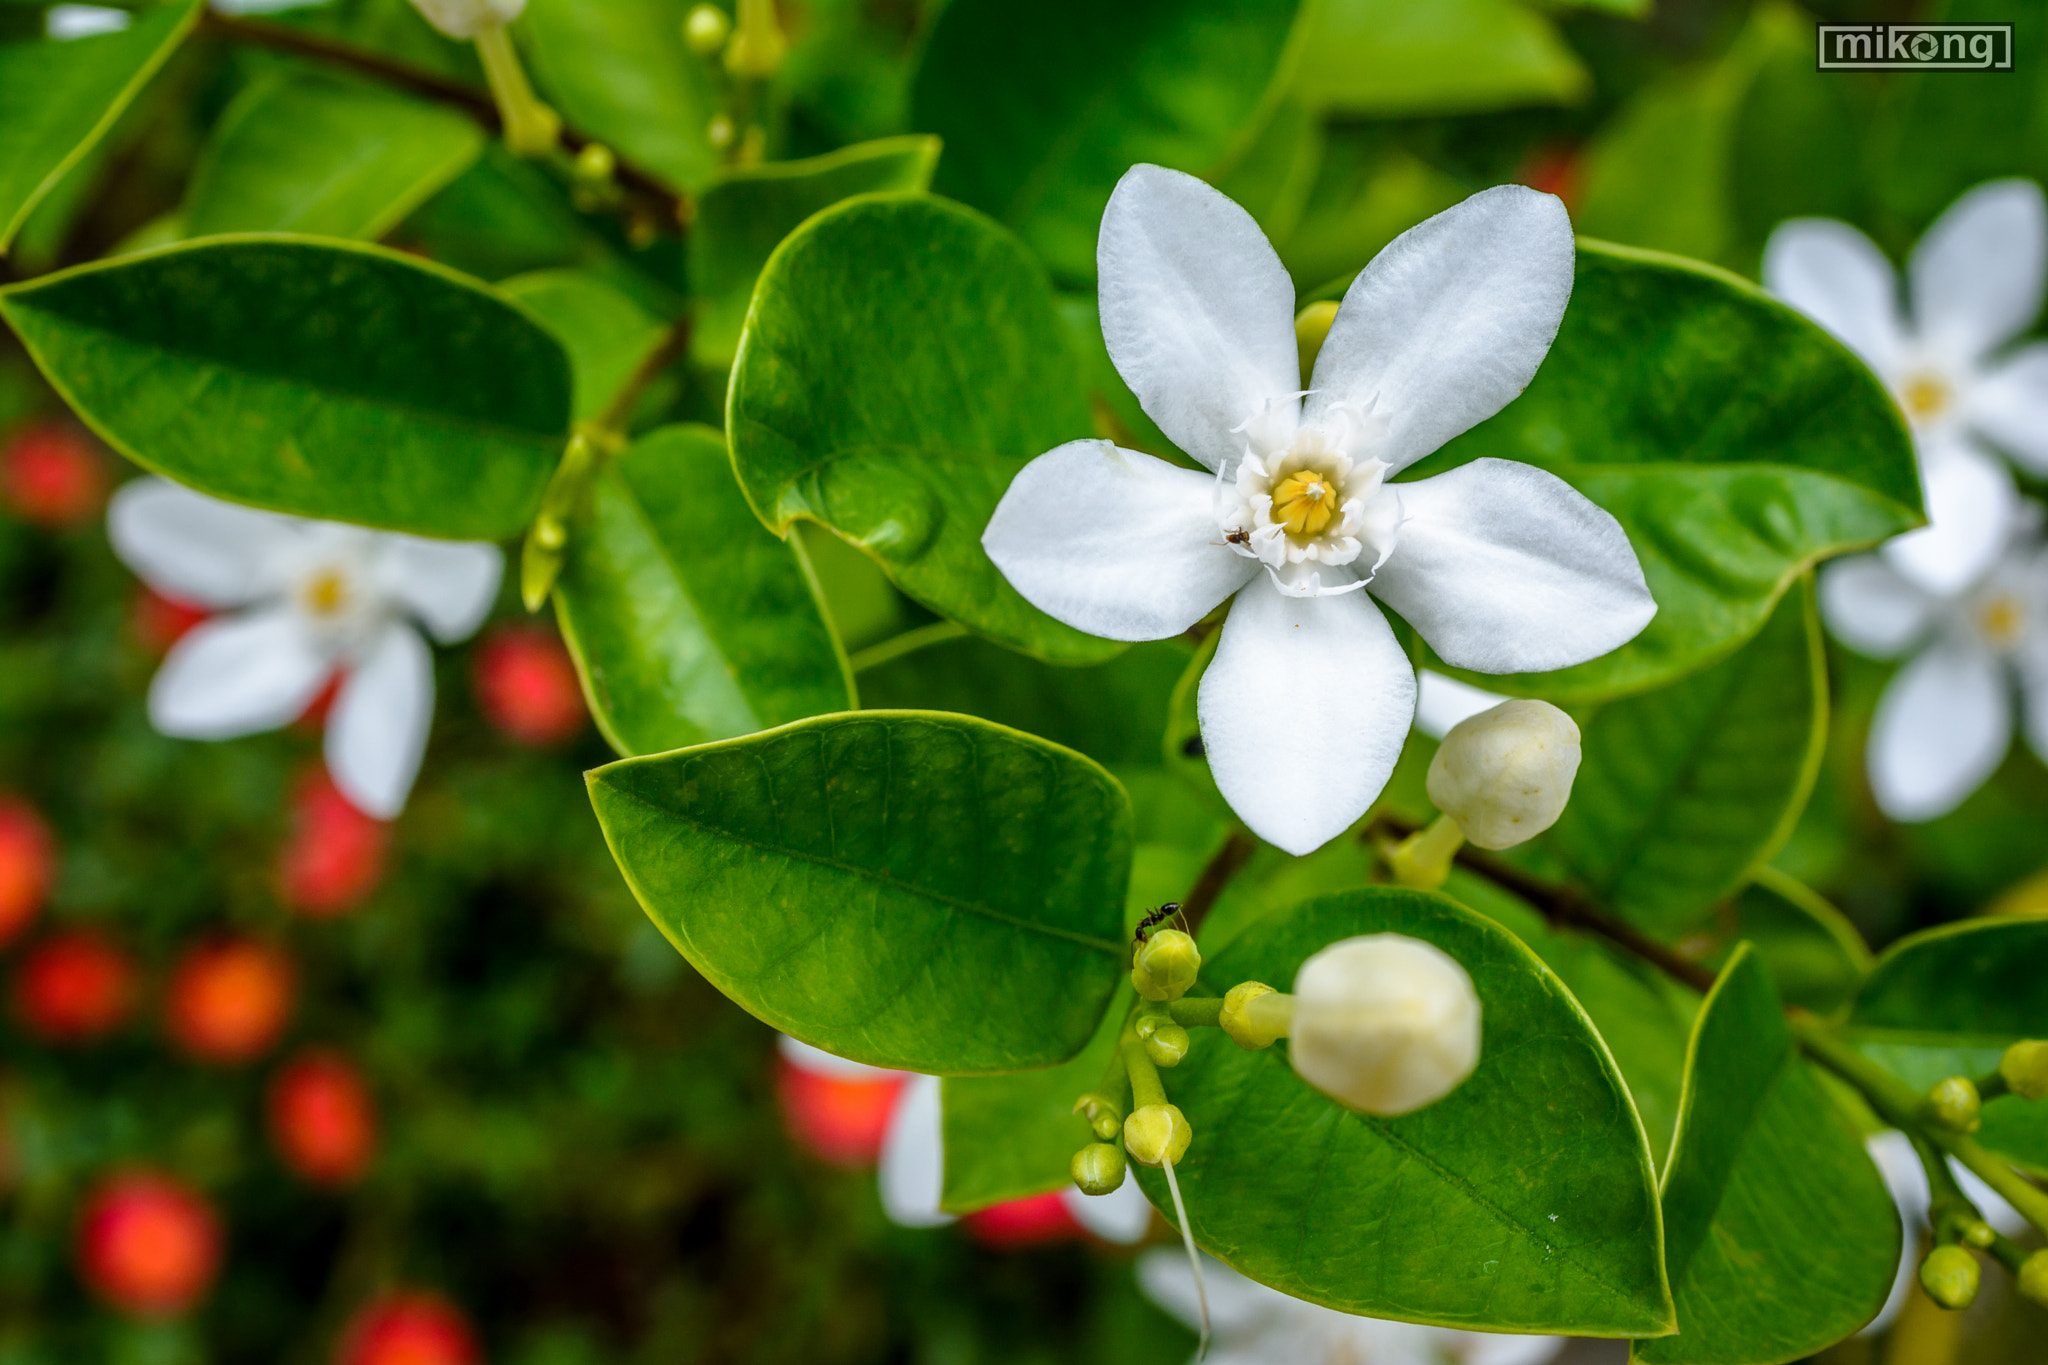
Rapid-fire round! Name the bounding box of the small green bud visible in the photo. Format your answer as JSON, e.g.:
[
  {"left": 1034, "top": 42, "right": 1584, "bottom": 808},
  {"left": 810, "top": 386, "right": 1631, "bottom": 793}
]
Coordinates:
[
  {"left": 724, "top": 0, "right": 786, "bottom": 78},
  {"left": 1071, "top": 1142, "right": 1126, "bottom": 1196},
  {"left": 1927, "top": 1076, "right": 1982, "bottom": 1132},
  {"left": 1131, "top": 929, "right": 1200, "bottom": 1002},
  {"left": 682, "top": 3, "right": 730, "bottom": 54},
  {"left": 2001, "top": 1039, "right": 2048, "bottom": 1101},
  {"left": 1122, "top": 1103, "right": 1191, "bottom": 1168},
  {"left": 2020, "top": 1250, "right": 2048, "bottom": 1309},
  {"left": 1145, "top": 1021, "right": 1191, "bottom": 1068},
  {"left": 706, "top": 113, "right": 736, "bottom": 150},
  {"left": 1960, "top": 1219, "right": 1995, "bottom": 1249},
  {"left": 1919, "top": 1245, "right": 1980, "bottom": 1310},
  {"left": 1092, "top": 1112, "right": 1121, "bottom": 1141},
  {"left": 1294, "top": 301, "right": 1339, "bottom": 387},
  {"left": 1219, "top": 981, "right": 1288, "bottom": 1050},
  {"left": 573, "top": 141, "right": 616, "bottom": 185},
  {"left": 1071, "top": 1091, "right": 1122, "bottom": 1142}
]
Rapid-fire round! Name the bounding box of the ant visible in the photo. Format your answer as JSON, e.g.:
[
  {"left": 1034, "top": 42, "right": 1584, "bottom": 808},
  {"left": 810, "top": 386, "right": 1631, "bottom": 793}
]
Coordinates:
[
  {"left": 1134, "top": 902, "right": 1186, "bottom": 945},
  {"left": 1222, "top": 527, "right": 1251, "bottom": 547}
]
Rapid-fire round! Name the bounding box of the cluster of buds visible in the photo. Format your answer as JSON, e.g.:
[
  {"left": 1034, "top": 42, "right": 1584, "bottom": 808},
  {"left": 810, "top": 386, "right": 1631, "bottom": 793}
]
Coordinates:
[
  {"left": 1389, "top": 699, "right": 1582, "bottom": 888},
  {"left": 682, "top": 1, "right": 784, "bottom": 161},
  {"left": 1913, "top": 1038, "right": 2048, "bottom": 1313}
]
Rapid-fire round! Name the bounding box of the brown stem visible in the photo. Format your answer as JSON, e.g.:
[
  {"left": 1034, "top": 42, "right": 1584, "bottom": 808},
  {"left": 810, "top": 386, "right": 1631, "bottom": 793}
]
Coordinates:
[
  {"left": 198, "top": 12, "right": 691, "bottom": 229},
  {"left": 1179, "top": 829, "right": 1258, "bottom": 940},
  {"left": 592, "top": 318, "right": 692, "bottom": 441},
  {"left": 1365, "top": 811, "right": 1718, "bottom": 994}
]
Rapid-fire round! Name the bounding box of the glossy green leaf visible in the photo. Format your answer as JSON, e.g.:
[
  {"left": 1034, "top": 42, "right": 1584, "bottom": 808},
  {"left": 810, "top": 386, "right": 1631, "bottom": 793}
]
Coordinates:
[
  {"left": 516, "top": 0, "right": 719, "bottom": 192},
  {"left": 727, "top": 193, "right": 1117, "bottom": 665},
  {"left": 1848, "top": 919, "right": 2048, "bottom": 1172},
  {"left": 1696, "top": 868, "right": 1870, "bottom": 1016},
  {"left": 1291, "top": 0, "right": 1587, "bottom": 116},
  {"left": 587, "top": 712, "right": 1132, "bottom": 1073},
  {"left": 1419, "top": 241, "right": 1919, "bottom": 699},
  {"left": 912, "top": 0, "right": 1302, "bottom": 283},
  {"left": 183, "top": 74, "right": 484, "bottom": 240},
  {"left": 1131, "top": 887, "right": 1673, "bottom": 1336},
  {"left": 1540, "top": 582, "right": 1826, "bottom": 941},
  {"left": 1636, "top": 946, "right": 1898, "bottom": 1364},
  {"left": 0, "top": 0, "right": 199, "bottom": 252},
  {"left": 0, "top": 236, "right": 570, "bottom": 539},
  {"left": 500, "top": 269, "right": 670, "bottom": 422},
  {"left": 689, "top": 136, "right": 939, "bottom": 367}
]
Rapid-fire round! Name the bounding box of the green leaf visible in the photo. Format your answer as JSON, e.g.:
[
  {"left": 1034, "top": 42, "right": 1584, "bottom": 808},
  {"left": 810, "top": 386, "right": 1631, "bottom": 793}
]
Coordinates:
[
  {"left": 587, "top": 712, "right": 1132, "bottom": 1073},
  {"left": 689, "top": 136, "right": 939, "bottom": 368},
  {"left": 1132, "top": 887, "right": 1673, "bottom": 1336},
  {"left": 516, "top": 0, "right": 719, "bottom": 192},
  {"left": 500, "top": 269, "right": 670, "bottom": 422},
  {"left": 1696, "top": 868, "right": 1870, "bottom": 1017},
  {"left": 1291, "top": 0, "right": 1588, "bottom": 116},
  {"left": 1539, "top": 581, "right": 1826, "bottom": 940},
  {"left": 182, "top": 74, "right": 484, "bottom": 240},
  {"left": 1419, "top": 241, "right": 1919, "bottom": 699},
  {"left": 0, "top": 0, "right": 199, "bottom": 252},
  {"left": 0, "top": 236, "right": 570, "bottom": 539},
  {"left": 553, "top": 424, "right": 853, "bottom": 757},
  {"left": 727, "top": 192, "right": 1118, "bottom": 665},
  {"left": 1847, "top": 919, "right": 2048, "bottom": 1172},
  {"left": 1279, "top": 135, "right": 1466, "bottom": 292},
  {"left": 1636, "top": 946, "right": 1898, "bottom": 1364},
  {"left": 911, "top": 0, "right": 1303, "bottom": 283}
]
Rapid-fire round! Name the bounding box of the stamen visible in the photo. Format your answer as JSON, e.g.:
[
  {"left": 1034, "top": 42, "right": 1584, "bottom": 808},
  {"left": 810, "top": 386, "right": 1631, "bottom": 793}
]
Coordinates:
[{"left": 1160, "top": 1152, "right": 1208, "bottom": 1362}]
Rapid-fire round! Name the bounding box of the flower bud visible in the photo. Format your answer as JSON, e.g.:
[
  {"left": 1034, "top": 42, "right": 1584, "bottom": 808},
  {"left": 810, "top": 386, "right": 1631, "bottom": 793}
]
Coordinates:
[
  {"left": 1926, "top": 1077, "right": 1981, "bottom": 1133},
  {"left": 724, "top": 0, "right": 786, "bottom": 78},
  {"left": 1122, "top": 1104, "right": 1191, "bottom": 1168},
  {"left": 1294, "top": 301, "right": 1339, "bottom": 387},
  {"left": 1144, "top": 1021, "right": 1191, "bottom": 1068},
  {"left": 407, "top": 0, "right": 525, "bottom": 40},
  {"left": 1131, "top": 930, "right": 1200, "bottom": 1002},
  {"left": 1219, "top": 981, "right": 1286, "bottom": 1050},
  {"left": 2020, "top": 1249, "right": 2048, "bottom": 1309},
  {"left": 1072, "top": 1092, "right": 1122, "bottom": 1141},
  {"left": 2001, "top": 1040, "right": 2048, "bottom": 1101},
  {"left": 683, "top": 3, "right": 731, "bottom": 55},
  {"left": 1960, "top": 1218, "right": 1995, "bottom": 1249},
  {"left": 1071, "top": 1142, "right": 1126, "bottom": 1196},
  {"left": 1425, "top": 699, "right": 1581, "bottom": 851},
  {"left": 1919, "top": 1245, "right": 1979, "bottom": 1310},
  {"left": 1289, "top": 934, "right": 1481, "bottom": 1116}
]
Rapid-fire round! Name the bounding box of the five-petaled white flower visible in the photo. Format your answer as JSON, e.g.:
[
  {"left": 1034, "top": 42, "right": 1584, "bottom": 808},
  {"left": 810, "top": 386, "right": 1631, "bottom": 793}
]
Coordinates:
[
  {"left": 1820, "top": 504, "right": 2048, "bottom": 821},
  {"left": 1139, "top": 1251, "right": 1565, "bottom": 1365},
  {"left": 983, "top": 165, "right": 1655, "bottom": 855},
  {"left": 108, "top": 478, "right": 503, "bottom": 819},
  {"left": 1765, "top": 179, "right": 2048, "bottom": 596}
]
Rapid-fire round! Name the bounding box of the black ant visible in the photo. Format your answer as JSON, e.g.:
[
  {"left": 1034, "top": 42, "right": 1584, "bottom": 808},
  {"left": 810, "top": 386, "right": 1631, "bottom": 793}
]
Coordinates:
[
  {"left": 1222, "top": 527, "right": 1251, "bottom": 547},
  {"left": 1134, "top": 902, "right": 1186, "bottom": 945}
]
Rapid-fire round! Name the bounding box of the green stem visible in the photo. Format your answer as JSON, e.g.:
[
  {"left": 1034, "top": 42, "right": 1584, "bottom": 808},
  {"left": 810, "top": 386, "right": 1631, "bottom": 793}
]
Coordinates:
[
  {"left": 1976, "top": 1070, "right": 2011, "bottom": 1103},
  {"left": 1944, "top": 1133, "right": 2048, "bottom": 1237},
  {"left": 1387, "top": 814, "right": 1465, "bottom": 889},
  {"left": 475, "top": 23, "right": 560, "bottom": 156},
  {"left": 847, "top": 621, "right": 968, "bottom": 674},
  {"left": 591, "top": 320, "right": 692, "bottom": 443},
  {"left": 1989, "top": 1232, "right": 2031, "bottom": 1276},
  {"left": 1124, "top": 1030, "right": 1168, "bottom": 1111},
  {"left": 1169, "top": 997, "right": 1223, "bottom": 1029}
]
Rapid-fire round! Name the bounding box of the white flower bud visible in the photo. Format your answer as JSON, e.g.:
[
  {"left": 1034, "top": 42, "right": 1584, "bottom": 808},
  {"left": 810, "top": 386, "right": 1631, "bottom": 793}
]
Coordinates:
[
  {"left": 408, "top": 0, "right": 526, "bottom": 40},
  {"left": 1425, "top": 698, "right": 1580, "bottom": 851},
  {"left": 1288, "top": 934, "right": 1480, "bottom": 1116}
]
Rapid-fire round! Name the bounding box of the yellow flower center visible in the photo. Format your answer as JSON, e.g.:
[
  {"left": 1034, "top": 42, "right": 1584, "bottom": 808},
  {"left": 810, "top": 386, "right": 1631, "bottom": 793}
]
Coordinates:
[
  {"left": 300, "top": 568, "right": 351, "bottom": 619},
  {"left": 1271, "top": 469, "right": 1340, "bottom": 539},
  {"left": 1899, "top": 370, "right": 1953, "bottom": 422},
  {"left": 1979, "top": 592, "right": 2025, "bottom": 649}
]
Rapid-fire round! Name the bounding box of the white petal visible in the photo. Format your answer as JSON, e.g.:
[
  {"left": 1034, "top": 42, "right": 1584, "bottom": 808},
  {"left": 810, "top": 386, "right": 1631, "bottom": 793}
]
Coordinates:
[
  {"left": 1198, "top": 577, "right": 1414, "bottom": 856},
  {"left": 1458, "top": 1330, "right": 1569, "bottom": 1365},
  {"left": 1367, "top": 460, "right": 1654, "bottom": 674},
  {"left": 107, "top": 478, "right": 299, "bottom": 608},
  {"left": 1969, "top": 342, "right": 2048, "bottom": 474},
  {"left": 1908, "top": 178, "right": 2048, "bottom": 363},
  {"left": 378, "top": 536, "right": 503, "bottom": 643},
  {"left": 148, "top": 608, "right": 335, "bottom": 739},
  {"left": 1954, "top": 1158, "right": 2029, "bottom": 1239},
  {"left": 1059, "top": 1180, "right": 1153, "bottom": 1245},
  {"left": 1858, "top": 1131, "right": 1923, "bottom": 1339},
  {"left": 1867, "top": 639, "right": 2011, "bottom": 822},
  {"left": 1818, "top": 557, "right": 1936, "bottom": 658},
  {"left": 1879, "top": 438, "right": 2018, "bottom": 597},
  {"left": 1303, "top": 186, "right": 1574, "bottom": 474},
  {"left": 326, "top": 621, "right": 435, "bottom": 819},
  {"left": 983, "top": 440, "right": 1257, "bottom": 641},
  {"left": 1761, "top": 218, "right": 1906, "bottom": 372},
  {"left": 1136, "top": 1252, "right": 1281, "bottom": 1336},
  {"left": 2019, "top": 638, "right": 2048, "bottom": 770},
  {"left": 1097, "top": 165, "right": 1302, "bottom": 468},
  {"left": 1413, "top": 670, "right": 1507, "bottom": 741},
  {"left": 878, "top": 1075, "right": 953, "bottom": 1228},
  {"left": 777, "top": 1033, "right": 906, "bottom": 1082}
]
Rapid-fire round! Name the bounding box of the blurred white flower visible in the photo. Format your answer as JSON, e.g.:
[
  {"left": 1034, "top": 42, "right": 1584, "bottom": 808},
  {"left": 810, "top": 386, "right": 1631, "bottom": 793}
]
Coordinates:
[
  {"left": 407, "top": 0, "right": 525, "bottom": 39},
  {"left": 45, "top": 5, "right": 129, "bottom": 39},
  {"left": 1765, "top": 180, "right": 2048, "bottom": 596},
  {"left": 1860, "top": 1130, "right": 2028, "bottom": 1336},
  {"left": 1819, "top": 506, "right": 2048, "bottom": 820},
  {"left": 1139, "top": 1251, "right": 1565, "bottom": 1365},
  {"left": 985, "top": 165, "right": 1653, "bottom": 856},
  {"left": 108, "top": 479, "right": 501, "bottom": 819}
]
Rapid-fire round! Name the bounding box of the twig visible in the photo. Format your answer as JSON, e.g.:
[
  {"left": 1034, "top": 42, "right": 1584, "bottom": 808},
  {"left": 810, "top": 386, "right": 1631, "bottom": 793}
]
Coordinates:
[
  {"left": 845, "top": 620, "right": 969, "bottom": 675},
  {"left": 1178, "top": 829, "right": 1258, "bottom": 940},
  {"left": 592, "top": 319, "right": 692, "bottom": 441}
]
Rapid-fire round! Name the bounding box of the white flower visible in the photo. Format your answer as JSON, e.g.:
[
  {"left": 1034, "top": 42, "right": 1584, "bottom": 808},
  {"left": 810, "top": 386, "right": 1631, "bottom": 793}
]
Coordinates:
[
  {"left": 108, "top": 479, "right": 502, "bottom": 819},
  {"left": 407, "top": 0, "right": 525, "bottom": 39},
  {"left": 1819, "top": 506, "right": 2048, "bottom": 821},
  {"left": 983, "top": 166, "right": 1654, "bottom": 856},
  {"left": 1139, "top": 1251, "right": 1565, "bottom": 1365},
  {"left": 1764, "top": 180, "right": 2048, "bottom": 597},
  {"left": 1289, "top": 934, "right": 1482, "bottom": 1116},
  {"left": 1861, "top": 1130, "right": 2028, "bottom": 1337}
]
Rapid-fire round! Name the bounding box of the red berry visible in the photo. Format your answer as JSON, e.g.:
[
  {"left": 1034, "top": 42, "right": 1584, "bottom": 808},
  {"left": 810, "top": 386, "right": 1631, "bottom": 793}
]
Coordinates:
[
  {"left": 0, "top": 797, "right": 55, "bottom": 951},
  {"left": 336, "top": 1290, "right": 482, "bottom": 1365},
  {"left": 165, "top": 938, "right": 294, "bottom": 1065},
  {"left": 131, "top": 588, "right": 210, "bottom": 656},
  {"left": 76, "top": 1171, "right": 223, "bottom": 1318},
  {"left": 472, "top": 626, "right": 585, "bottom": 747},
  {"left": 1, "top": 424, "right": 107, "bottom": 529},
  {"left": 268, "top": 1050, "right": 377, "bottom": 1187},
  {"left": 964, "top": 1191, "right": 1082, "bottom": 1250},
  {"left": 14, "top": 929, "right": 136, "bottom": 1042},
  {"left": 280, "top": 770, "right": 389, "bottom": 917},
  {"left": 775, "top": 1055, "right": 906, "bottom": 1168}
]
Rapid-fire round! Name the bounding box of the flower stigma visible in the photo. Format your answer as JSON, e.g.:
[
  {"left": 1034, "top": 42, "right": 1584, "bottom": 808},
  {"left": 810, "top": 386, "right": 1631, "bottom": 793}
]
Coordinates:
[
  {"left": 1977, "top": 591, "right": 2025, "bottom": 650},
  {"left": 1218, "top": 406, "right": 1399, "bottom": 598},
  {"left": 298, "top": 567, "right": 353, "bottom": 620},
  {"left": 1897, "top": 369, "right": 1954, "bottom": 425}
]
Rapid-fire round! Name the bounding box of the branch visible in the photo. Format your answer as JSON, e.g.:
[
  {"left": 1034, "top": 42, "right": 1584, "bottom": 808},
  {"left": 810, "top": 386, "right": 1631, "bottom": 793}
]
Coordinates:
[
  {"left": 592, "top": 319, "right": 692, "bottom": 441},
  {"left": 1178, "top": 828, "right": 1258, "bottom": 940}
]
